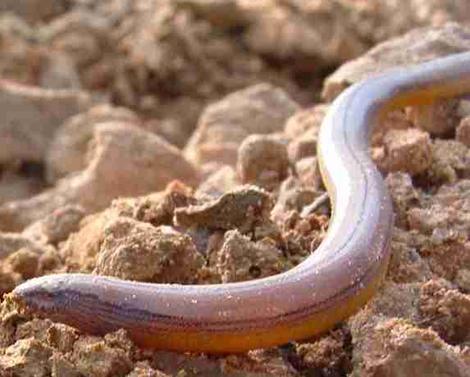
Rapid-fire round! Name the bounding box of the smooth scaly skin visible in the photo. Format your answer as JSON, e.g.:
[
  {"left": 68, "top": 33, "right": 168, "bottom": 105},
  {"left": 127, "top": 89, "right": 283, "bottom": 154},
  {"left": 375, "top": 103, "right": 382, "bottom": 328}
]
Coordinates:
[{"left": 13, "top": 52, "right": 470, "bottom": 353}]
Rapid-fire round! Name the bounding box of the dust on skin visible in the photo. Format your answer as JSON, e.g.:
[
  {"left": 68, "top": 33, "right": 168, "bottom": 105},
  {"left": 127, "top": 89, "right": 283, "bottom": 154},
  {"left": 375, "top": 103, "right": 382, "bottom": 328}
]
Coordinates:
[{"left": 0, "top": 2, "right": 469, "bottom": 376}]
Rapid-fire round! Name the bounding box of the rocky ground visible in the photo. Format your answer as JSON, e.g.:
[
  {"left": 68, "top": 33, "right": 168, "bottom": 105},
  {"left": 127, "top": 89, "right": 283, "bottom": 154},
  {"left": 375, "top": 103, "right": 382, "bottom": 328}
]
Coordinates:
[{"left": 0, "top": 1, "right": 469, "bottom": 376}]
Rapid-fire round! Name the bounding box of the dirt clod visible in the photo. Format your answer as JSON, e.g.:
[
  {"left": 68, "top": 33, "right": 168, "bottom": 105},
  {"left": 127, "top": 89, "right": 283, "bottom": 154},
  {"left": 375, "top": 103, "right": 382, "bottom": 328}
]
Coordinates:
[
  {"left": 216, "top": 230, "right": 289, "bottom": 283},
  {"left": 0, "top": 338, "right": 53, "bottom": 377},
  {"left": 379, "top": 128, "right": 432, "bottom": 175},
  {"left": 237, "top": 134, "right": 290, "bottom": 190},
  {"left": 175, "top": 185, "right": 273, "bottom": 233},
  {"left": 185, "top": 83, "right": 299, "bottom": 166},
  {"left": 456, "top": 116, "right": 470, "bottom": 146},
  {"left": 95, "top": 217, "right": 204, "bottom": 283}
]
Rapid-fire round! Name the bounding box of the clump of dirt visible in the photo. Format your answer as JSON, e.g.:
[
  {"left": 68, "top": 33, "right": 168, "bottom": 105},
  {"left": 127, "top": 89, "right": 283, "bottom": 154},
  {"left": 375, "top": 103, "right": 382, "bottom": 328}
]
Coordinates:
[
  {"left": 237, "top": 134, "right": 290, "bottom": 190},
  {"left": 0, "top": 2, "right": 469, "bottom": 376}
]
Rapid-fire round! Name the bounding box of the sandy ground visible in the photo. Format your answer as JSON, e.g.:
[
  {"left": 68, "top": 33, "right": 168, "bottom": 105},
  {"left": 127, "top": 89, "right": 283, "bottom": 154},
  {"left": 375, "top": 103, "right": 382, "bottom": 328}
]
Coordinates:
[{"left": 0, "top": 1, "right": 469, "bottom": 376}]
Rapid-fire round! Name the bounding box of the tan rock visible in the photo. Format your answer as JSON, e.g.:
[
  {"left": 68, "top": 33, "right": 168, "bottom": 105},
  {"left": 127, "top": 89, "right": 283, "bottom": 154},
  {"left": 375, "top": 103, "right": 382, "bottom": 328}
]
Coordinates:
[
  {"left": 116, "top": 0, "right": 295, "bottom": 134},
  {"left": 216, "top": 230, "right": 288, "bottom": 283},
  {"left": 38, "top": 51, "right": 81, "bottom": 90},
  {"left": 406, "top": 98, "right": 460, "bottom": 136},
  {"left": 455, "top": 269, "right": 470, "bottom": 293},
  {"left": 0, "top": 166, "right": 45, "bottom": 206},
  {"left": 456, "top": 116, "right": 470, "bottom": 146},
  {"left": 0, "top": 271, "right": 20, "bottom": 298},
  {"left": 0, "top": 233, "right": 50, "bottom": 260},
  {"left": 45, "top": 10, "right": 112, "bottom": 69},
  {"left": 5, "top": 248, "right": 39, "bottom": 280},
  {"left": 110, "top": 181, "right": 196, "bottom": 227},
  {"left": 244, "top": 1, "right": 370, "bottom": 66},
  {"left": 196, "top": 165, "right": 238, "bottom": 198},
  {"left": 50, "top": 353, "right": 82, "bottom": 377},
  {"left": 0, "top": 338, "right": 52, "bottom": 377},
  {"left": 237, "top": 134, "right": 289, "bottom": 190},
  {"left": 295, "top": 329, "right": 350, "bottom": 376},
  {"left": 408, "top": 204, "right": 456, "bottom": 235},
  {"left": 420, "top": 241, "right": 470, "bottom": 281},
  {"left": 350, "top": 282, "right": 421, "bottom": 329},
  {"left": 151, "top": 350, "right": 224, "bottom": 376},
  {"left": 175, "top": 185, "right": 273, "bottom": 233},
  {"left": 385, "top": 173, "right": 420, "bottom": 227},
  {"left": 408, "top": 179, "right": 470, "bottom": 242},
  {"left": 142, "top": 118, "right": 188, "bottom": 148},
  {"left": 94, "top": 217, "right": 203, "bottom": 283},
  {"left": 71, "top": 335, "right": 132, "bottom": 377},
  {"left": 379, "top": 128, "right": 432, "bottom": 175},
  {"left": 0, "top": 0, "right": 69, "bottom": 24},
  {"left": 284, "top": 106, "right": 325, "bottom": 165},
  {"left": 323, "top": 23, "right": 470, "bottom": 101},
  {"left": 2, "top": 241, "right": 60, "bottom": 284},
  {"left": 272, "top": 177, "right": 320, "bottom": 222},
  {"left": 221, "top": 349, "right": 297, "bottom": 377},
  {"left": 176, "top": 0, "right": 248, "bottom": 30},
  {"left": 46, "top": 104, "right": 140, "bottom": 182},
  {"left": 0, "top": 80, "right": 92, "bottom": 164},
  {"left": 127, "top": 361, "right": 169, "bottom": 377},
  {"left": 61, "top": 212, "right": 108, "bottom": 272},
  {"left": 295, "top": 156, "right": 322, "bottom": 189},
  {"left": 63, "top": 182, "right": 196, "bottom": 273},
  {"left": 0, "top": 14, "right": 39, "bottom": 85},
  {"left": 351, "top": 318, "right": 469, "bottom": 377},
  {"left": 287, "top": 127, "right": 318, "bottom": 163},
  {"left": 427, "top": 140, "right": 470, "bottom": 184},
  {"left": 435, "top": 179, "right": 470, "bottom": 206},
  {"left": 46, "top": 323, "right": 79, "bottom": 353},
  {"left": 185, "top": 83, "right": 298, "bottom": 165},
  {"left": 388, "top": 236, "right": 433, "bottom": 284},
  {"left": 22, "top": 205, "right": 85, "bottom": 246},
  {"left": 284, "top": 105, "right": 327, "bottom": 140},
  {"left": 15, "top": 318, "right": 53, "bottom": 344},
  {"left": 0, "top": 122, "right": 200, "bottom": 231},
  {"left": 418, "top": 279, "right": 470, "bottom": 344},
  {"left": 372, "top": 110, "right": 413, "bottom": 146},
  {"left": 246, "top": 1, "right": 470, "bottom": 70}
]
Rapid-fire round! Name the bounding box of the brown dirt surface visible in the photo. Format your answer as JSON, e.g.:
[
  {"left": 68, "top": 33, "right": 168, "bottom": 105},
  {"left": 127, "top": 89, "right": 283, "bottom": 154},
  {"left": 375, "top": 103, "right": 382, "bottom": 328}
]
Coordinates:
[{"left": 0, "top": 1, "right": 469, "bottom": 376}]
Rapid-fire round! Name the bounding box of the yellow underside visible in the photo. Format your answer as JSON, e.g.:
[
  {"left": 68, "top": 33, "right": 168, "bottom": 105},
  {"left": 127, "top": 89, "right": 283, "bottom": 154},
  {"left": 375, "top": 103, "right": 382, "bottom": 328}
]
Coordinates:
[
  {"left": 132, "top": 261, "right": 387, "bottom": 353},
  {"left": 385, "top": 79, "right": 470, "bottom": 110}
]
